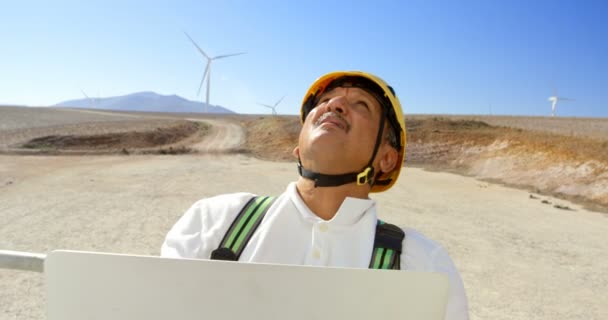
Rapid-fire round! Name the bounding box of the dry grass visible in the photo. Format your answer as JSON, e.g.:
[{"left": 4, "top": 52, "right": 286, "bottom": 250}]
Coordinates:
[
  {"left": 407, "top": 114, "right": 608, "bottom": 141},
  {"left": 405, "top": 117, "right": 608, "bottom": 164}
]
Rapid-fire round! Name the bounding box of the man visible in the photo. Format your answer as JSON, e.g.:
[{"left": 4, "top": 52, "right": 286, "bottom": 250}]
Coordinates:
[{"left": 162, "top": 71, "right": 469, "bottom": 319}]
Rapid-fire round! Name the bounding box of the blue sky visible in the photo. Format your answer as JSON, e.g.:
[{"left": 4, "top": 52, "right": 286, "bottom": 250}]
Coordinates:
[{"left": 1, "top": 0, "right": 606, "bottom": 117}]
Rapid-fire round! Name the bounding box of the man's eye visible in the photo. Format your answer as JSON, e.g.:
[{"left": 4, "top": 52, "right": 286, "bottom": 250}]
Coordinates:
[{"left": 356, "top": 101, "right": 370, "bottom": 109}]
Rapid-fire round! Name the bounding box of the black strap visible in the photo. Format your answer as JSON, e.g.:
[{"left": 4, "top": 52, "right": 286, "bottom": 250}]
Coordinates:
[
  {"left": 297, "top": 161, "right": 375, "bottom": 187},
  {"left": 211, "top": 196, "right": 276, "bottom": 261},
  {"left": 212, "top": 197, "right": 405, "bottom": 270},
  {"left": 369, "top": 220, "right": 405, "bottom": 270}
]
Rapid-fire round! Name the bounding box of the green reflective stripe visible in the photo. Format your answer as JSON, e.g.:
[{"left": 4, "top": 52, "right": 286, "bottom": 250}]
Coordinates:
[
  {"left": 225, "top": 197, "right": 266, "bottom": 249},
  {"left": 378, "top": 220, "right": 385, "bottom": 225},
  {"left": 369, "top": 248, "right": 378, "bottom": 268},
  {"left": 382, "top": 249, "right": 394, "bottom": 269},
  {"left": 231, "top": 196, "right": 273, "bottom": 252},
  {"left": 372, "top": 248, "right": 385, "bottom": 269}
]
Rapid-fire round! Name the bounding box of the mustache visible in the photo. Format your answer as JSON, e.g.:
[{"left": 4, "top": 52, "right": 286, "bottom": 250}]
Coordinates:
[{"left": 314, "top": 112, "right": 350, "bottom": 132}]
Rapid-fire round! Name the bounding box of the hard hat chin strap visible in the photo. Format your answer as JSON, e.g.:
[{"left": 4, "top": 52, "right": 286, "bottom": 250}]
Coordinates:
[
  {"left": 297, "top": 160, "right": 375, "bottom": 187},
  {"left": 297, "top": 107, "right": 387, "bottom": 188}
]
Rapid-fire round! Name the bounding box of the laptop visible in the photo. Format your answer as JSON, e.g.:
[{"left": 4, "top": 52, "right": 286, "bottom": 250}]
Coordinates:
[{"left": 45, "top": 250, "right": 449, "bottom": 320}]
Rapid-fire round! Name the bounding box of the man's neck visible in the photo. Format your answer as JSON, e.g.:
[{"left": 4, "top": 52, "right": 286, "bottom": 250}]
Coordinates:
[{"left": 295, "top": 178, "right": 370, "bottom": 221}]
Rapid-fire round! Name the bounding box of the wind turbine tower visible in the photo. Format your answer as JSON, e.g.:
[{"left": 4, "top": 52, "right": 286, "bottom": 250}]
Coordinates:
[
  {"left": 184, "top": 32, "right": 246, "bottom": 113},
  {"left": 258, "top": 95, "right": 285, "bottom": 115},
  {"left": 548, "top": 88, "right": 574, "bottom": 117}
]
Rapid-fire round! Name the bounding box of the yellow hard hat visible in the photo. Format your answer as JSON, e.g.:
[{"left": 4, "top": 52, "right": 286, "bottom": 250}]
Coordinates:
[{"left": 300, "top": 71, "right": 407, "bottom": 192}]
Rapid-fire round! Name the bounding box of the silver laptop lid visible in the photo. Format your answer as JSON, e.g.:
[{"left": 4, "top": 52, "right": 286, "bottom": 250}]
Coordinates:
[{"left": 45, "top": 250, "right": 448, "bottom": 320}]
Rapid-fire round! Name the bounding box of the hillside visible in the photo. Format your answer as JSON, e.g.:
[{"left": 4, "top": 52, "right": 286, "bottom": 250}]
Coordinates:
[
  {"left": 54, "top": 92, "right": 234, "bottom": 114},
  {"left": 1, "top": 106, "right": 606, "bottom": 213}
]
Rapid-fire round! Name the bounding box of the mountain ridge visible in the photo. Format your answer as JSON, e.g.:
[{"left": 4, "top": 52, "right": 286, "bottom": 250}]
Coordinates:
[{"left": 55, "top": 91, "right": 235, "bottom": 114}]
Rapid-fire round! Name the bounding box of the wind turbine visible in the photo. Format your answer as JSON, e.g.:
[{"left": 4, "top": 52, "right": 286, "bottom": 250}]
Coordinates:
[
  {"left": 80, "top": 90, "right": 96, "bottom": 109},
  {"left": 184, "top": 32, "right": 246, "bottom": 113},
  {"left": 548, "top": 87, "right": 574, "bottom": 117},
  {"left": 258, "top": 95, "right": 285, "bottom": 115}
]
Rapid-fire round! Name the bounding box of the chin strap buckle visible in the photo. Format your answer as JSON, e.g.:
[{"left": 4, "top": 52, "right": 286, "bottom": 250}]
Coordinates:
[{"left": 357, "top": 167, "right": 374, "bottom": 186}]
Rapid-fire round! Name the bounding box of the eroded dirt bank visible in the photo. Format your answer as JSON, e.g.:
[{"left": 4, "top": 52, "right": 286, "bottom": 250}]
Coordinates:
[
  {"left": 242, "top": 116, "right": 608, "bottom": 212},
  {"left": 405, "top": 118, "right": 608, "bottom": 212}
]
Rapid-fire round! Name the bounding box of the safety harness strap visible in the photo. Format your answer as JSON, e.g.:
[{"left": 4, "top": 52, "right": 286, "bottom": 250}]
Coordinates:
[
  {"left": 210, "top": 196, "right": 276, "bottom": 261},
  {"left": 212, "top": 197, "right": 405, "bottom": 270},
  {"left": 369, "top": 220, "right": 405, "bottom": 270}
]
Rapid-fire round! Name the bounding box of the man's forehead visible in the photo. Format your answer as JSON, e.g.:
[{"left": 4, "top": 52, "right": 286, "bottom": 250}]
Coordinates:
[{"left": 320, "top": 86, "right": 378, "bottom": 101}]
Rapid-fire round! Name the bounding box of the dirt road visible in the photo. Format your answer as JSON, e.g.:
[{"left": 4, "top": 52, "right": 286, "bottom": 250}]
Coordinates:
[
  {"left": 186, "top": 118, "right": 245, "bottom": 153},
  {"left": 0, "top": 152, "right": 606, "bottom": 320}
]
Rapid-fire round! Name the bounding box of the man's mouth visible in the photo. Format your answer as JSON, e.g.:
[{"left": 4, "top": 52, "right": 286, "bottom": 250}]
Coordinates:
[{"left": 315, "top": 112, "right": 349, "bottom": 132}]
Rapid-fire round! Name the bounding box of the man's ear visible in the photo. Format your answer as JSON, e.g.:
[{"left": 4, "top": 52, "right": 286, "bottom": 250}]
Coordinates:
[
  {"left": 378, "top": 145, "right": 398, "bottom": 173},
  {"left": 292, "top": 146, "right": 300, "bottom": 159}
]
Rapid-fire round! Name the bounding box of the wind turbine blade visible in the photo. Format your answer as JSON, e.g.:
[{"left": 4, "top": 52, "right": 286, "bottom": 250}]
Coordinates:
[
  {"left": 197, "top": 62, "right": 210, "bottom": 96},
  {"left": 559, "top": 97, "right": 574, "bottom": 101},
  {"left": 183, "top": 31, "right": 211, "bottom": 60},
  {"left": 80, "top": 89, "right": 95, "bottom": 107},
  {"left": 213, "top": 52, "right": 247, "bottom": 60},
  {"left": 274, "top": 95, "right": 285, "bottom": 107}
]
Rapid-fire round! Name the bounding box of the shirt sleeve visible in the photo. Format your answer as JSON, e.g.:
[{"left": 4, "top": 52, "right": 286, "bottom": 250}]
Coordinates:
[
  {"left": 160, "top": 193, "right": 256, "bottom": 259},
  {"left": 400, "top": 228, "right": 469, "bottom": 320},
  {"left": 430, "top": 246, "right": 470, "bottom": 320},
  {"left": 160, "top": 200, "right": 206, "bottom": 258}
]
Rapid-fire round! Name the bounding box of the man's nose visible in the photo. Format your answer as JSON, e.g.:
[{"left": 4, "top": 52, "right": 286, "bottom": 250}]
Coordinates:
[{"left": 325, "top": 96, "right": 349, "bottom": 114}]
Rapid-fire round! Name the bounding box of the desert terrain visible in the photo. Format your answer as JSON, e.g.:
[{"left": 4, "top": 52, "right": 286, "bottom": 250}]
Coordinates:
[{"left": 1, "top": 105, "right": 607, "bottom": 320}]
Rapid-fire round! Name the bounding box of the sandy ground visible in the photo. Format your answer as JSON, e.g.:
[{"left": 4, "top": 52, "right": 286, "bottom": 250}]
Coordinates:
[
  {"left": 1, "top": 109, "right": 607, "bottom": 319},
  {"left": 0, "top": 153, "right": 606, "bottom": 320}
]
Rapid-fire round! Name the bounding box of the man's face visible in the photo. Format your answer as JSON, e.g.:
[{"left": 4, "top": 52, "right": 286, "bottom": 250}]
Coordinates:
[{"left": 294, "top": 86, "right": 385, "bottom": 174}]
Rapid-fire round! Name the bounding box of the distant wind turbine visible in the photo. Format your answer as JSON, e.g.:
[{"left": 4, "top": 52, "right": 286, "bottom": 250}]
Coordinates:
[
  {"left": 184, "top": 31, "right": 246, "bottom": 113},
  {"left": 548, "top": 86, "right": 574, "bottom": 117},
  {"left": 258, "top": 95, "right": 285, "bottom": 115},
  {"left": 80, "top": 90, "right": 96, "bottom": 108}
]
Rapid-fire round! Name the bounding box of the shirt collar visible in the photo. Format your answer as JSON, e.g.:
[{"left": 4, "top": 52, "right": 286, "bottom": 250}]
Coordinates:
[{"left": 286, "top": 182, "right": 376, "bottom": 226}]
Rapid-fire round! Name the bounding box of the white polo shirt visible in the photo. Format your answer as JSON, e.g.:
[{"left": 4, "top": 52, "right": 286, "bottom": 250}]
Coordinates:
[{"left": 162, "top": 182, "right": 469, "bottom": 320}]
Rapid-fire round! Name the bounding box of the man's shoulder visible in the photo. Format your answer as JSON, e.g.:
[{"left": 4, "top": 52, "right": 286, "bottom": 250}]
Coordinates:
[
  {"left": 401, "top": 227, "right": 443, "bottom": 253},
  {"left": 399, "top": 227, "right": 454, "bottom": 271},
  {"left": 191, "top": 192, "right": 257, "bottom": 210},
  {"left": 184, "top": 192, "right": 258, "bottom": 224}
]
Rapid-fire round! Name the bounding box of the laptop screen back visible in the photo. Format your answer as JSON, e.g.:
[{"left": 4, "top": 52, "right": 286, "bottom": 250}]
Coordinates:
[{"left": 45, "top": 250, "right": 449, "bottom": 320}]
